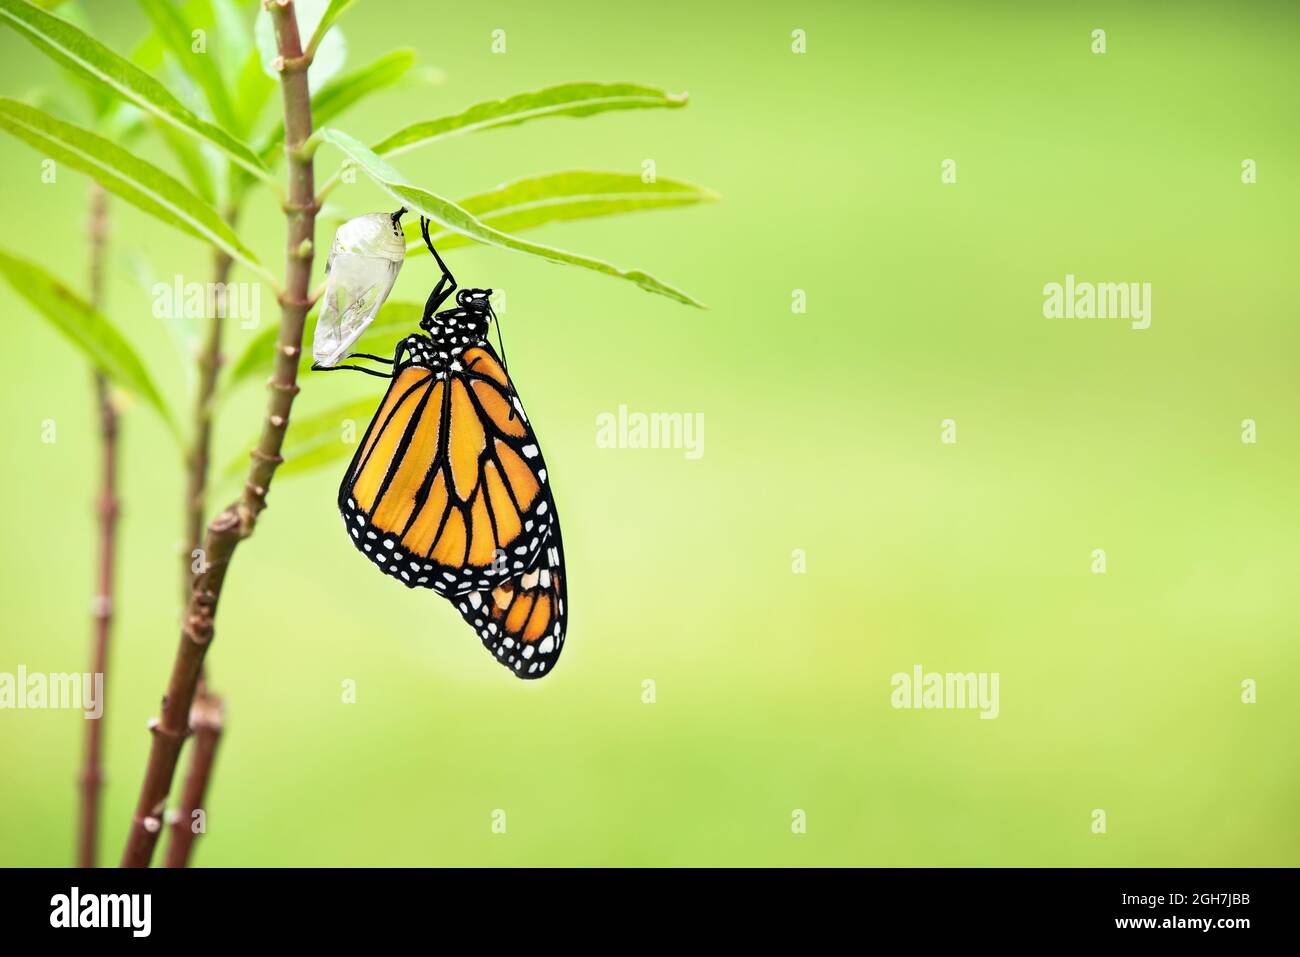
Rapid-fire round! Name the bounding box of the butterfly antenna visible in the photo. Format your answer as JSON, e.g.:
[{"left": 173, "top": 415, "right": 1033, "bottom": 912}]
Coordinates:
[{"left": 489, "top": 301, "right": 517, "bottom": 422}]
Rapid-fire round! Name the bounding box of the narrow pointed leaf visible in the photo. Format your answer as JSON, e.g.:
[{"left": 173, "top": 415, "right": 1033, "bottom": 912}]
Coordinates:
[
  {"left": 0, "top": 0, "right": 270, "bottom": 179},
  {"left": 231, "top": 45, "right": 276, "bottom": 139},
  {"left": 222, "top": 394, "right": 376, "bottom": 481},
  {"left": 305, "top": 0, "right": 357, "bottom": 57},
  {"left": 49, "top": 0, "right": 115, "bottom": 120},
  {"left": 228, "top": 172, "right": 718, "bottom": 387},
  {"left": 0, "top": 246, "right": 178, "bottom": 434},
  {"left": 152, "top": 115, "right": 217, "bottom": 204},
  {"left": 254, "top": 0, "right": 346, "bottom": 94},
  {"left": 371, "top": 82, "right": 688, "bottom": 158},
  {"left": 322, "top": 129, "right": 704, "bottom": 307},
  {"left": 403, "top": 170, "right": 719, "bottom": 255},
  {"left": 224, "top": 313, "right": 303, "bottom": 390},
  {"left": 225, "top": 300, "right": 421, "bottom": 390},
  {"left": 210, "top": 0, "right": 252, "bottom": 85},
  {"left": 259, "top": 48, "right": 414, "bottom": 164},
  {"left": 0, "top": 98, "right": 265, "bottom": 275},
  {"left": 136, "top": 0, "right": 237, "bottom": 130},
  {"left": 101, "top": 99, "right": 148, "bottom": 145}
]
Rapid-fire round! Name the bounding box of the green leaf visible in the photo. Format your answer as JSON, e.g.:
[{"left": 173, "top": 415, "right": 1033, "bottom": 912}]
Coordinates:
[
  {"left": 101, "top": 99, "right": 148, "bottom": 145},
  {"left": 223, "top": 314, "right": 286, "bottom": 389},
  {"left": 305, "top": 0, "right": 356, "bottom": 59},
  {"left": 0, "top": 98, "right": 266, "bottom": 276},
  {"left": 49, "top": 0, "right": 115, "bottom": 121},
  {"left": 228, "top": 171, "right": 718, "bottom": 387},
  {"left": 336, "top": 299, "right": 423, "bottom": 358},
  {"left": 225, "top": 299, "right": 421, "bottom": 390},
  {"left": 0, "top": 245, "right": 177, "bottom": 434},
  {"left": 321, "top": 129, "right": 705, "bottom": 308},
  {"left": 313, "top": 49, "right": 415, "bottom": 127},
  {"left": 371, "top": 82, "right": 688, "bottom": 159},
  {"left": 209, "top": 0, "right": 252, "bottom": 86},
  {"left": 403, "top": 170, "right": 719, "bottom": 255},
  {"left": 221, "top": 394, "right": 375, "bottom": 481},
  {"left": 136, "top": 0, "right": 237, "bottom": 130},
  {"left": 152, "top": 115, "right": 217, "bottom": 204},
  {"left": 0, "top": 0, "right": 270, "bottom": 180},
  {"left": 259, "top": 48, "right": 414, "bottom": 164},
  {"left": 254, "top": 0, "right": 346, "bottom": 95},
  {"left": 231, "top": 45, "right": 275, "bottom": 139}
]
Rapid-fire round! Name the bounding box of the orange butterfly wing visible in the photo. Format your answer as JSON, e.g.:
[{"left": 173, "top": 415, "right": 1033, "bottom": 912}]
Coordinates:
[
  {"left": 450, "top": 526, "right": 567, "bottom": 679},
  {"left": 339, "top": 345, "right": 566, "bottom": 675}
]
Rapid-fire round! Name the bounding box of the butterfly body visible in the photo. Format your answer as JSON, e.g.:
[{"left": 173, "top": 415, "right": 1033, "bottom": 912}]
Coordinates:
[{"left": 322, "top": 213, "right": 567, "bottom": 679}]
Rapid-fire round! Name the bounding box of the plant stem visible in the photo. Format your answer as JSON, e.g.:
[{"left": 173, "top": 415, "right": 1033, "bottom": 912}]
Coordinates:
[
  {"left": 183, "top": 238, "right": 235, "bottom": 596},
  {"left": 78, "top": 182, "right": 116, "bottom": 868},
  {"left": 120, "top": 0, "right": 317, "bottom": 868},
  {"left": 162, "top": 688, "right": 223, "bottom": 867},
  {"left": 167, "top": 226, "right": 236, "bottom": 868}
]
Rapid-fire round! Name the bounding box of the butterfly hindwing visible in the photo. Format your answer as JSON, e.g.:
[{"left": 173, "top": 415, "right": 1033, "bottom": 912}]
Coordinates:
[{"left": 448, "top": 519, "right": 567, "bottom": 679}]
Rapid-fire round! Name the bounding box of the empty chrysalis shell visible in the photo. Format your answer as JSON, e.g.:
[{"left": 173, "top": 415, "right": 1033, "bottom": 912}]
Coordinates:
[{"left": 312, "top": 209, "right": 407, "bottom": 366}]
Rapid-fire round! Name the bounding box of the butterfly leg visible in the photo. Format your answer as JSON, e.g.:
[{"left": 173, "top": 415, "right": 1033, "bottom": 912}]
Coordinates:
[
  {"left": 420, "top": 217, "right": 458, "bottom": 323},
  {"left": 310, "top": 360, "right": 393, "bottom": 379},
  {"left": 311, "top": 347, "right": 398, "bottom": 376}
]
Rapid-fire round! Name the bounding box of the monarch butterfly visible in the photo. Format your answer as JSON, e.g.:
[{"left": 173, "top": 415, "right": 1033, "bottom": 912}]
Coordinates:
[{"left": 315, "top": 210, "right": 567, "bottom": 680}]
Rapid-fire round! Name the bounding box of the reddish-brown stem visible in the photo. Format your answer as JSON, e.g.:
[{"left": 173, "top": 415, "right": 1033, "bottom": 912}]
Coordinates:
[
  {"left": 167, "top": 228, "right": 235, "bottom": 868},
  {"left": 121, "top": 0, "right": 317, "bottom": 868},
  {"left": 163, "top": 690, "right": 224, "bottom": 867},
  {"left": 184, "top": 239, "right": 235, "bottom": 597},
  {"left": 78, "top": 182, "right": 116, "bottom": 868}
]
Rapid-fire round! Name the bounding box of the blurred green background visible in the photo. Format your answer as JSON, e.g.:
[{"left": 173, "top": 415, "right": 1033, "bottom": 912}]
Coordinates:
[{"left": 1, "top": 0, "right": 1297, "bottom": 867}]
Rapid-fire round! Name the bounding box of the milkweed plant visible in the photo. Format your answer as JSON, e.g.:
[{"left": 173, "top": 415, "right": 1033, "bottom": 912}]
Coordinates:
[{"left": 0, "top": 0, "right": 715, "bottom": 867}]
